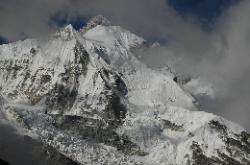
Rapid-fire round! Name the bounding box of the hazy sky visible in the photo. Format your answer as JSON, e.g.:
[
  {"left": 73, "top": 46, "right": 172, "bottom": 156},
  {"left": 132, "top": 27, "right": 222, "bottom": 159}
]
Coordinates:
[{"left": 0, "top": 0, "right": 249, "bottom": 129}]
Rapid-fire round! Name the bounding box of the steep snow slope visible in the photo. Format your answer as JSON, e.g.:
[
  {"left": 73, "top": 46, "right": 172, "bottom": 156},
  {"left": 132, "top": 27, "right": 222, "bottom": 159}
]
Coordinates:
[{"left": 0, "top": 16, "right": 249, "bottom": 165}]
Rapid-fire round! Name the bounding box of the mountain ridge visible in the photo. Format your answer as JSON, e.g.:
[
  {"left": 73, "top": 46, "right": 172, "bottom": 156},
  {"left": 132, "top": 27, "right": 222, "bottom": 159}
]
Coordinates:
[{"left": 0, "top": 15, "right": 249, "bottom": 165}]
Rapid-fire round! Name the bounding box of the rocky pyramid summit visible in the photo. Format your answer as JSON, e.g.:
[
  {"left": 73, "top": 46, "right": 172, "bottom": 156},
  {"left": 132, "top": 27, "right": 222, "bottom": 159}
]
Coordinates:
[{"left": 86, "top": 15, "right": 112, "bottom": 28}]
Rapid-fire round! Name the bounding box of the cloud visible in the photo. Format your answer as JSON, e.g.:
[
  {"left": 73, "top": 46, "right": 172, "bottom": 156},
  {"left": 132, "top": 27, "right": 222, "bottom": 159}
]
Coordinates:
[
  {"left": 136, "top": 0, "right": 250, "bottom": 130},
  {"left": 204, "top": 0, "right": 250, "bottom": 130},
  {"left": 0, "top": 0, "right": 70, "bottom": 40},
  {"left": 0, "top": 0, "right": 209, "bottom": 46},
  {"left": 49, "top": 11, "right": 87, "bottom": 30}
]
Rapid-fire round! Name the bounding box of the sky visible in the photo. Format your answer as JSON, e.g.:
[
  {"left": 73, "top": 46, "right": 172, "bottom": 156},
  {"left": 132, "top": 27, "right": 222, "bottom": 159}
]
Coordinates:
[
  {"left": 0, "top": 0, "right": 249, "bottom": 139},
  {"left": 168, "top": 0, "right": 238, "bottom": 25},
  {"left": 0, "top": 0, "right": 239, "bottom": 42},
  {"left": 0, "top": 36, "right": 7, "bottom": 45}
]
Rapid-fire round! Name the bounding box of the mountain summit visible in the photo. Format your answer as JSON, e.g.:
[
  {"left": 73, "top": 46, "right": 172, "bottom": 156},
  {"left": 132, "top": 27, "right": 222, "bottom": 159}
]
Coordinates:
[
  {"left": 0, "top": 16, "right": 249, "bottom": 165},
  {"left": 86, "top": 15, "right": 112, "bottom": 28}
]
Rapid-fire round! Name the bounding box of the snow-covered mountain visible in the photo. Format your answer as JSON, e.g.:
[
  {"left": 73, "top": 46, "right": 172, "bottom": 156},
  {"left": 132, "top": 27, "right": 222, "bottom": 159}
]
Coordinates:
[{"left": 0, "top": 15, "right": 249, "bottom": 165}]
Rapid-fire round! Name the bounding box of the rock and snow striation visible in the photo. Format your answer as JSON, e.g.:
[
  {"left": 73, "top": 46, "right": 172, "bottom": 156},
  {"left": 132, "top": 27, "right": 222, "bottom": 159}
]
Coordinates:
[{"left": 0, "top": 16, "right": 250, "bottom": 165}]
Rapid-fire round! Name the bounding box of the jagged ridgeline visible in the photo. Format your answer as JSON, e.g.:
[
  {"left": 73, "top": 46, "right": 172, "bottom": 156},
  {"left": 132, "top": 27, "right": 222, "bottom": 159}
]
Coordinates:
[{"left": 0, "top": 15, "right": 249, "bottom": 165}]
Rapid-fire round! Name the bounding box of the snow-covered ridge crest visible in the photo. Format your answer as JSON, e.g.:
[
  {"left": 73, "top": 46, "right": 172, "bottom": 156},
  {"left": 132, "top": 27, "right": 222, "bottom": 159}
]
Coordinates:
[{"left": 0, "top": 16, "right": 249, "bottom": 165}]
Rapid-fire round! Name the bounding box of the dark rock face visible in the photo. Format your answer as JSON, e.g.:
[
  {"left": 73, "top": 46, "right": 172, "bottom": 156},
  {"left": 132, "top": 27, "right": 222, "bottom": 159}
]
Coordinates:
[
  {"left": 209, "top": 120, "right": 250, "bottom": 155},
  {"left": 94, "top": 47, "right": 111, "bottom": 64},
  {"left": 0, "top": 59, "right": 27, "bottom": 86},
  {"left": 46, "top": 83, "right": 78, "bottom": 114},
  {"left": 190, "top": 141, "right": 218, "bottom": 165},
  {"left": 46, "top": 42, "right": 89, "bottom": 114},
  {"left": 173, "top": 75, "right": 191, "bottom": 85},
  {"left": 99, "top": 68, "right": 128, "bottom": 125},
  {"left": 0, "top": 54, "right": 52, "bottom": 104},
  {"left": 183, "top": 121, "right": 250, "bottom": 164},
  {"left": 190, "top": 141, "right": 242, "bottom": 165},
  {"left": 40, "top": 75, "right": 51, "bottom": 84},
  {"left": 45, "top": 42, "right": 128, "bottom": 121},
  {"left": 189, "top": 120, "right": 250, "bottom": 164},
  {"left": 73, "top": 42, "right": 90, "bottom": 76},
  {"left": 209, "top": 120, "right": 228, "bottom": 135},
  {"left": 30, "top": 48, "right": 36, "bottom": 54},
  {"left": 86, "top": 15, "right": 111, "bottom": 29},
  {"left": 160, "top": 119, "right": 184, "bottom": 131},
  {"left": 114, "top": 74, "right": 128, "bottom": 96},
  {"left": 42, "top": 144, "right": 80, "bottom": 165},
  {"left": 51, "top": 115, "right": 147, "bottom": 156},
  {"left": 41, "top": 41, "right": 141, "bottom": 158}
]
